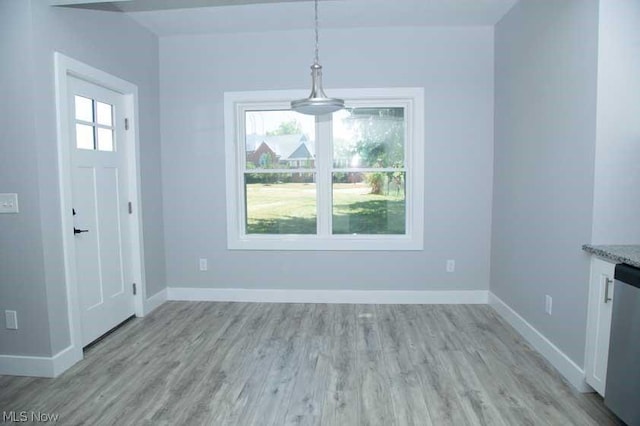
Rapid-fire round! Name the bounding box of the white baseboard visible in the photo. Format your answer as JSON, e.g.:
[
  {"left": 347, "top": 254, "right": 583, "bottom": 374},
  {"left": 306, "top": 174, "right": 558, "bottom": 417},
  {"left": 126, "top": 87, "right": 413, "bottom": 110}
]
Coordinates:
[
  {"left": 167, "top": 287, "right": 489, "bottom": 305},
  {"left": 0, "top": 345, "right": 81, "bottom": 378},
  {"left": 489, "top": 292, "right": 592, "bottom": 393},
  {"left": 51, "top": 345, "right": 82, "bottom": 377},
  {"left": 143, "top": 288, "right": 167, "bottom": 315}
]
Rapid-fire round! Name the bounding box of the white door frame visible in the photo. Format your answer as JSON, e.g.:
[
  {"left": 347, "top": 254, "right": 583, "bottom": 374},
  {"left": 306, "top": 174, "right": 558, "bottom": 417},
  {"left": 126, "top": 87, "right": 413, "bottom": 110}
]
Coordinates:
[{"left": 54, "top": 52, "right": 147, "bottom": 366}]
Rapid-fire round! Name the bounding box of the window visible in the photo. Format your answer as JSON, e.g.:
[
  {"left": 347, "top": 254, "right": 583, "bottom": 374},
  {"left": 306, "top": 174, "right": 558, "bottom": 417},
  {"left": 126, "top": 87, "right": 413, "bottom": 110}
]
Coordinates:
[
  {"left": 224, "top": 88, "right": 424, "bottom": 250},
  {"left": 74, "top": 95, "right": 115, "bottom": 152}
]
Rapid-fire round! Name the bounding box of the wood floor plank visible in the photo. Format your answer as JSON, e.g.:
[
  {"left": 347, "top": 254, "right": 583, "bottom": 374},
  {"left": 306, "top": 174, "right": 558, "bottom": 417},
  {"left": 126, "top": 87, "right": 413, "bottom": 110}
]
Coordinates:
[
  {"left": 355, "top": 304, "right": 396, "bottom": 426},
  {"left": 376, "top": 305, "right": 434, "bottom": 426},
  {"left": 438, "top": 350, "right": 508, "bottom": 426},
  {"left": 284, "top": 304, "right": 332, "bottom": 426},
  {"left": 210, "top": 303, "right": 287, "bottom": 425},
  {"left": 399, "top": 305, "right": 477, "bottom": 426},
  {"left": 0, "top": 302, "right": 623, "bottom": 426},
  {"left": 147, "top": 302, "right": 262, "bottom": 425},
  {"left": 321, "top": 304, "right": 359, "bottom": 426},
  {"left": 240, "top": 303, "right": 309, "bottom": 426},
  {"left": 461, "top": 347, "right": 541, "bottom": 425}
]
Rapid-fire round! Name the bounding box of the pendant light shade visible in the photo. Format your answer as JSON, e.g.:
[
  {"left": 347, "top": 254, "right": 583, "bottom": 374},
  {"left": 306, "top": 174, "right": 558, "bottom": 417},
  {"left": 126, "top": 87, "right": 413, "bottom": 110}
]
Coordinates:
[{"left": 291, "top": 0, "right": 344, "bottom": 115}]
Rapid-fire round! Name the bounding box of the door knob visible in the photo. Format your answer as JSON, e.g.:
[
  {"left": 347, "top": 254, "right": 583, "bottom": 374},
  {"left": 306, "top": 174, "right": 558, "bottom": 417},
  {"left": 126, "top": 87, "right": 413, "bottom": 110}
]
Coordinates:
[{"left": 74, "top": 227, "right": 89, "bottom": 235}]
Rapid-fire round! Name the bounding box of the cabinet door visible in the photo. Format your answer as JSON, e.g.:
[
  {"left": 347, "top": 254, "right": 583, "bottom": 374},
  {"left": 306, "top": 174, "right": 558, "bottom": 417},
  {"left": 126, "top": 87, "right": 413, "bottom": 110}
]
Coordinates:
[{"left": 584, "top": 257, "right": 615, "bottom": 395}]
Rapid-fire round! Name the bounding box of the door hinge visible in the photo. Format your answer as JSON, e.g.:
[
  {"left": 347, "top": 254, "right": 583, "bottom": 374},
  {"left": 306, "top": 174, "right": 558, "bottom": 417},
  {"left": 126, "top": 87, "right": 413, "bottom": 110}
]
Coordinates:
[
  {"left": 132, "top": 283, "right": 137, "bottom": 295},
  {"left": 128, "top": 202, "right": 133, "bottom": 214},
  {"left": 125, "top": 118, "right": 130, "bottom": 131}
]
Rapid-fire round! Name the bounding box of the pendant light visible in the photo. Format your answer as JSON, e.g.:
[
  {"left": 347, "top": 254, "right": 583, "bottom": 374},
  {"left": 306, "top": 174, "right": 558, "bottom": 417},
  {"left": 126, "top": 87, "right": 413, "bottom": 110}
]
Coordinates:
[{"left": 291, "top": 0, "right": 344, "bottom": 115}]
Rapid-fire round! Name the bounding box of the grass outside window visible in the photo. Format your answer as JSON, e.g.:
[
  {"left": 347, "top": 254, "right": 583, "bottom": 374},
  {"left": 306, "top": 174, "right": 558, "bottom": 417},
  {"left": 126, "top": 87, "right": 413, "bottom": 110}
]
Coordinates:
[{"left": 246, "top": 182, "right": 405, "bottom": 235}]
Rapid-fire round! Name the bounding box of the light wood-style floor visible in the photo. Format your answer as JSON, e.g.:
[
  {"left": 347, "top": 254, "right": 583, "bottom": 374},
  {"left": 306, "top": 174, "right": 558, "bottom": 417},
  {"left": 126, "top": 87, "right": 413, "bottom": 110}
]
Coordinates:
[{"left": 1, "top": 302, "right": 622, "bottom": 425}]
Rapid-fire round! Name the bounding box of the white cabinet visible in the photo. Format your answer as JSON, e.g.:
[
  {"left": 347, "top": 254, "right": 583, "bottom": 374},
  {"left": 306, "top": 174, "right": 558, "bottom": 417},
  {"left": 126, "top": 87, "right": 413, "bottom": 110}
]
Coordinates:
[{"left": 584, "top": 257, "right": 615, "bottom": 395}]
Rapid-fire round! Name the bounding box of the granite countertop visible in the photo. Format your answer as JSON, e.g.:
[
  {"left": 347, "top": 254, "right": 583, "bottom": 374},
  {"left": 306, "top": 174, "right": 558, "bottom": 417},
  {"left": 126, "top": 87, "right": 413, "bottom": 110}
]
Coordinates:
[{"left": 582, "top": 244, "right": 640, "bottom": 268}]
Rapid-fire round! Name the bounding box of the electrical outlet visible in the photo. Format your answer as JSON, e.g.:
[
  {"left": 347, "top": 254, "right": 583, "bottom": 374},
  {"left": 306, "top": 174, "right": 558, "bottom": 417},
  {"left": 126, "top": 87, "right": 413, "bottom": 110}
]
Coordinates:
[
  {"left": 5, "top": 310, "right": 18, "bottom": 330},
  {"left": 199, "top": 258, "right": 208, "bottom": 272},
  {"left": 446, "top": 259, "right": 455, "bottom": 273},
  {"left": 545, "top": 295, "right": 553, "bottom": 315}
]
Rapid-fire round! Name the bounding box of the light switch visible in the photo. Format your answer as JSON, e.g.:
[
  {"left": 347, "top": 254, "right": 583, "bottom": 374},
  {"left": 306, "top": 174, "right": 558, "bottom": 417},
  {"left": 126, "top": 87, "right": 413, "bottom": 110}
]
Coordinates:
[{"left": 0, "top": 193, "right": 19, "bottom": 214}]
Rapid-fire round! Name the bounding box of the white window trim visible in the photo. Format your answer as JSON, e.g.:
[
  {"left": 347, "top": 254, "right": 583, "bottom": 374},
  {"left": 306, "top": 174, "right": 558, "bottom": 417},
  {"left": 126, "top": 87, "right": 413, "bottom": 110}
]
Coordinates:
[{"left": 224, "top": 87, "right": 424, "bottom": 251}]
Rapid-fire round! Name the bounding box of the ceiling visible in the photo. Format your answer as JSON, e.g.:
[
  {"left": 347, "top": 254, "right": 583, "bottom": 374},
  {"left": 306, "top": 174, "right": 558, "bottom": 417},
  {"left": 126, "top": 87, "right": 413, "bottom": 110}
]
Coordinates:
[{"left": 57, "top": 0, "right": 519, "bottom": 36}]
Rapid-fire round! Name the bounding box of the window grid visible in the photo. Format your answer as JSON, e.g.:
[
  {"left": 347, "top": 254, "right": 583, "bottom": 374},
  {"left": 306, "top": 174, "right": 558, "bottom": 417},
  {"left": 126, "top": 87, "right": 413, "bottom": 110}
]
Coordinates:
[{"left": 74, "top": 95, "right": 115, "bottom": 152}]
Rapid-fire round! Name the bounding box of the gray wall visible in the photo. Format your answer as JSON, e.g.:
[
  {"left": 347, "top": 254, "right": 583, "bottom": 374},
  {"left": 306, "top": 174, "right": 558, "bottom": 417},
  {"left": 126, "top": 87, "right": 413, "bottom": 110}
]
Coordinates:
[
  {"left": 591, "top": 0, "right": 640, "bottom": 244},
  {"left": 0, "top": 0, "right": 165, "bottom": 357},
  {"left": 160, "top": 26, "right": 495, "bottom": 291},
  {"left": 0, "top": 0, "right": 52, "bottom": 357},
  {"left": 491, "top": 0, "right": 599, "bottom": 364}
]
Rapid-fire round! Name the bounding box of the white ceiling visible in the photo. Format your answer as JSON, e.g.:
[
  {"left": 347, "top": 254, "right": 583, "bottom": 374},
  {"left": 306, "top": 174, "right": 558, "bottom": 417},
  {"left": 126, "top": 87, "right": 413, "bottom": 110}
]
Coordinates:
[{"left": 60, "top": 0, "right": 519, "bottom": 36}]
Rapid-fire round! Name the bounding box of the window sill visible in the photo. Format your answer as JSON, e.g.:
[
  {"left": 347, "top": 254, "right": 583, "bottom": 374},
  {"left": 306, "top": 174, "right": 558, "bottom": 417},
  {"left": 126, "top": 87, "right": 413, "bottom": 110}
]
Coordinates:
[{"left": 228, "top": 234, "right": 424, "bottom": 251}]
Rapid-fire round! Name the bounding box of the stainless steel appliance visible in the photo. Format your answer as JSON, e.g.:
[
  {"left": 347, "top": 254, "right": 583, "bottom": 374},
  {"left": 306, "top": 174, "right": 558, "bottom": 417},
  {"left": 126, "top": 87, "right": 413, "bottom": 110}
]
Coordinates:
[{"left": 605, "top": 263, "right": 640, "bottom": 426}]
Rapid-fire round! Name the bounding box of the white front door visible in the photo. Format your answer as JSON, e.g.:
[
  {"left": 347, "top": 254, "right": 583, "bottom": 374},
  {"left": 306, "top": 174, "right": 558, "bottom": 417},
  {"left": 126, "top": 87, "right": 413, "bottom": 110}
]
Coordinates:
[{"left": 68, "top": 76, "right": 135, "bottom": 346}]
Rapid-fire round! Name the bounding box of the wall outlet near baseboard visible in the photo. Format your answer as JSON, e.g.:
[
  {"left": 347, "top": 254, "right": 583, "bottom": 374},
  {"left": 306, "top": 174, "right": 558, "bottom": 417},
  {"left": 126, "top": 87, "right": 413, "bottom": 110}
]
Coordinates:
[
  {"left": 545, "top": 295, "right": 553, "bottom": 315},
  {"left": 199, "top": 258, "right": 208, "bottom": 272},
  {"left": 446, "top": 259, "right": 456, "bottom": 273},
  {"left": 5, "top": 310, "right": 18, "bottom": 329}
]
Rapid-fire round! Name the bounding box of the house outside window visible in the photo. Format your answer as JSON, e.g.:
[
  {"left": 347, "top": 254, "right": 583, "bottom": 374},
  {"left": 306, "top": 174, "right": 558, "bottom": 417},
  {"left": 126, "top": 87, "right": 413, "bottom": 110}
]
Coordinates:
[{"left": 224, "top": 88, "right": 424, "bottom": 250}]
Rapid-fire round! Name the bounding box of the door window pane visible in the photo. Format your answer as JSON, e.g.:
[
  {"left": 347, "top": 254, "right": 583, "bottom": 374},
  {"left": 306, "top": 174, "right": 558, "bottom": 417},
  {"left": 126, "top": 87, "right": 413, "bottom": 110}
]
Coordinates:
[
  {"left": 76, "top": 124, "right": 95, "bottom": 150},
  {"left": 245, "top": 111, "right": 315, "bottom": 170},
  {"left": 74, "top": 95, "right": 116, "bottom": 152},
  {"left": 96, "top": 101, "right": 113, "bottom": 126},
  {"left": 332, "top": 172, "right": 405, "bottom": 234},
  {"left": 97, "top": 128, "right": 114, "bottom": 152},
  {"left": 245, "top": 173, "right": 316, "bottom": 234},
  {"left": 333, "top": 107, "right": 405, "bottom": 169},
  {"left": 74, "top": 96, "right": 93, "bottom": 122}
]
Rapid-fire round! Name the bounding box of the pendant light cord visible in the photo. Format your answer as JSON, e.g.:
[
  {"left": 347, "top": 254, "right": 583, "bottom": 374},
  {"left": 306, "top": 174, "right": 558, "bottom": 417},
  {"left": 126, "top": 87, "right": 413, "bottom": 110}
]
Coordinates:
[
  {"left": 314, "top": 0, "right": 319, "bottom": 64},
  {"left": 290, "top": 0, "right": 344, "bottom": 114}
]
